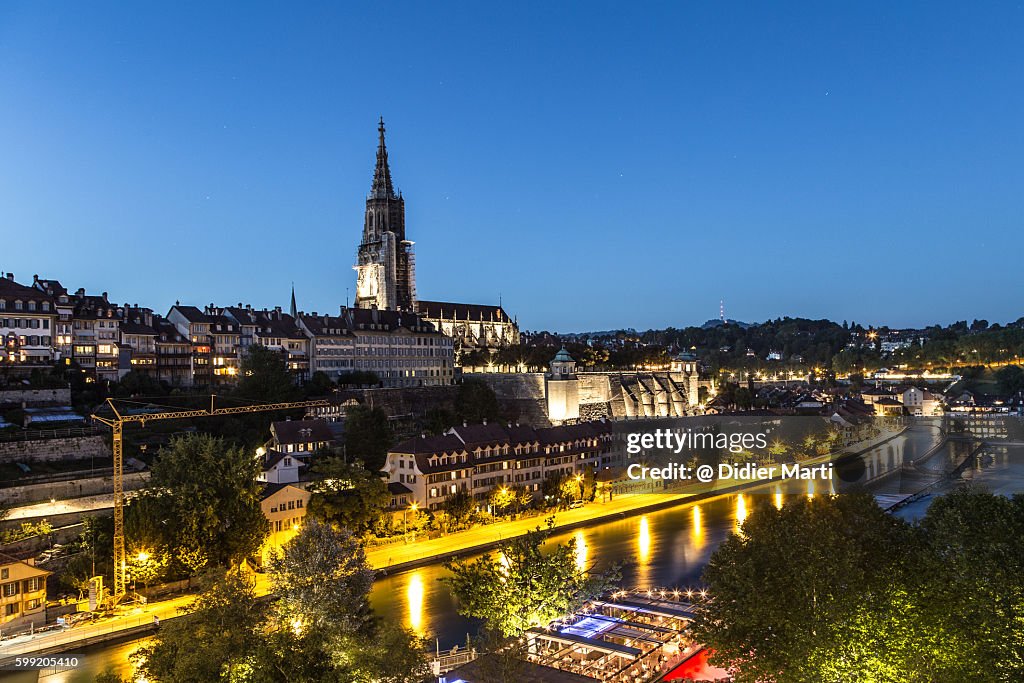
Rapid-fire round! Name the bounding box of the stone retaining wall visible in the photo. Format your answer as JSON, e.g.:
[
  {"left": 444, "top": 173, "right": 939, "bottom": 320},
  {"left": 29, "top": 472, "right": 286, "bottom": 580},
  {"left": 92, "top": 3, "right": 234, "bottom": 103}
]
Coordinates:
[{"left": 0, "top": 435, "right": 108, "bottom": 465}]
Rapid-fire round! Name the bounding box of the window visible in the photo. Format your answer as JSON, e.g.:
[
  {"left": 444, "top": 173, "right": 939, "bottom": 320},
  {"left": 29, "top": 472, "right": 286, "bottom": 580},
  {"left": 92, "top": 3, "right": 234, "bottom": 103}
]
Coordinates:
[
  {"left": 5, "top": 604, "right": 18, "bottom": 616},
  {"left": 2, "top": 582, "right": 18, "bottom": 597},
  {"left": 275, "top": 520, "right": 282, "bottom": 532},
  {"left": 27, "top": 598, "right": 41, "bottom": 610},
  {"left": 296, "top": 499, "right": 303, "bottom": 508},
  {"left": 287, "top": 501, "right": 295, "bottom": 510},
  {"left": 25, "top": 577, "right": 43, "bottom": 593},
  {"left": 1, "top": 568, "right": 7, "bottom": 580}
]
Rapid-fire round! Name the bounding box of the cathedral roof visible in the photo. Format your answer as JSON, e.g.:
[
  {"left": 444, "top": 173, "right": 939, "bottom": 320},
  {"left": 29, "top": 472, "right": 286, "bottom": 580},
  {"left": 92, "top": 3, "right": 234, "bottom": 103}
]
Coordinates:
[{"left": 416, "top": 300, "right": 513, "bottom": 323}]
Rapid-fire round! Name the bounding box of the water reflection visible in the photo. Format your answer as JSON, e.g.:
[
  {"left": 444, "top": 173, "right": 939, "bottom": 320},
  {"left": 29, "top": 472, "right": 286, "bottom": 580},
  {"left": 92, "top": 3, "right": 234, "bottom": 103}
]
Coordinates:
[
  {"left": 637, "top": 516, "right": 651, "bottom": 564},
  {"left": 574, "top": 530, "right": 588, "bottom": 571},
  {"left": 774, "top": 487, "right": 784, "bottom": 510},
  {"left": 690, "top": 504, "right": 704, "bottom": 551},
  {"left": 734, "top": 494, "right": 748, "bottom": 532},
  {"left": 407, "top": 572, "right": 425, "bottom": 635}
]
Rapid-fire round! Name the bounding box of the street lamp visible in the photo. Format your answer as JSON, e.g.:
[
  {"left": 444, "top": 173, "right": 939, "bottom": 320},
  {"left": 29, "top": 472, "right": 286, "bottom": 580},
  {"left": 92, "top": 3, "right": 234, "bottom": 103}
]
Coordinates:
[{"left": 404, "top": 502, "right": 419, "bottom": 543}]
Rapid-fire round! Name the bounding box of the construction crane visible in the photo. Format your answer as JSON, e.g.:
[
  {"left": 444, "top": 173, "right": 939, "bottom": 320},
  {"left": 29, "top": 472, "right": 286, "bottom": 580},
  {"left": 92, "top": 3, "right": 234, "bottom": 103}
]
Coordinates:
[{"left": 91, "top": 395, "right": 331, "bottom": 601}]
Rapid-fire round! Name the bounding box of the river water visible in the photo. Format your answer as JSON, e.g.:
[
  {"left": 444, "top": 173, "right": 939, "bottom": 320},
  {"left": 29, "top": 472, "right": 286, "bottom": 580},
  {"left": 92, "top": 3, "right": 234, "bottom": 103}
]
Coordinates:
[{"left": 10, "top": 425, "right": 1024, "bottom": 682}]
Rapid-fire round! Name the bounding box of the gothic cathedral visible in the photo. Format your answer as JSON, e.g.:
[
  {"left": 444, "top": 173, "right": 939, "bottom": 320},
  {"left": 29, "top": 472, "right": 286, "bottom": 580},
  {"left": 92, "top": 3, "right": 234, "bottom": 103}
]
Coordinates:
[{"left": 353, "top": 118, "right": 416, "bottom": 311}]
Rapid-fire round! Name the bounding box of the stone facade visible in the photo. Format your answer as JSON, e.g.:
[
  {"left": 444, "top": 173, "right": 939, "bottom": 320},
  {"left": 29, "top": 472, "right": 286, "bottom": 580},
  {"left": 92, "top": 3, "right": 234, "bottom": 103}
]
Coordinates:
[
  {"left": 354, "top": 118, "right": 416, "bottom": 312},
  {"left": 0, "top": 435, "right": 108, "bottom": 465}
]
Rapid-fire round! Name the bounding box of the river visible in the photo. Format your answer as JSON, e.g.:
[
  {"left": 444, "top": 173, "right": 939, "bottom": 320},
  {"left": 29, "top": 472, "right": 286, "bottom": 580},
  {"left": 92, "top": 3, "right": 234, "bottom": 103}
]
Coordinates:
[{"left": 11, "top": 424, "right": 1024, "bottom": 682}]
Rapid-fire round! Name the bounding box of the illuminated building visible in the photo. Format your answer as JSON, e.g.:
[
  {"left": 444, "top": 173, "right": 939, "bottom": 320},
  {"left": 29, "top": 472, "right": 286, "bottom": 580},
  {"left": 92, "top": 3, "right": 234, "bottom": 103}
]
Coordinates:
[
  {"left": 354, "top": 118, "right": 416, "bottom": 312},
  {"left": 258, "top": 483, "right": 310, "bottom": 567},
  {"left": 297, "top": 307, "right": 454, "bottom": 387},
  {"left": 0, "top": 273, "right": 56, "bottom": 367},
  {"left": 351, "top": 121, "right": 520, "bottom": 359},
  {"left": 382, "top": 419, "right": 611, "bottom": 510},
  {"left": 0, "top": 553, "right": 49, "bottom": 630}
]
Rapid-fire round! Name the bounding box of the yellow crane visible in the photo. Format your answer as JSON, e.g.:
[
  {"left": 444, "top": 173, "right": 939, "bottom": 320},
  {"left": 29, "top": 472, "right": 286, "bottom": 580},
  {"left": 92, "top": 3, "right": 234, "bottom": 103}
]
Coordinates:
[{"left": 91, "top": 395, "right": 330, "bottom": 601}]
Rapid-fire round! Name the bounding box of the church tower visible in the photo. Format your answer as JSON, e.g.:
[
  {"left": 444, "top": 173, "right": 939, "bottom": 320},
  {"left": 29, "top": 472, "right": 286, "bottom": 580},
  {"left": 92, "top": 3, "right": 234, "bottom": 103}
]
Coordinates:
[{"left": 354, "top": 118, "right": 416, "bottom": 311}]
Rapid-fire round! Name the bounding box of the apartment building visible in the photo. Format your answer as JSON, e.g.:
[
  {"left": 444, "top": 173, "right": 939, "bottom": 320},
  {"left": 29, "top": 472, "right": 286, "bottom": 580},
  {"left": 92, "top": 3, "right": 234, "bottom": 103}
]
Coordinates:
[
  {"left": 0, "top": 553, "right": 49, "bottom": 630},
  {"left": 0, "top": 274, "right": 56, "bottom": 366},
  {"left": 383, "top": 419, "right": 613, "bottom": 510},
  {"left": 297, "top": 306, "right": 454, "bottom": 388}
]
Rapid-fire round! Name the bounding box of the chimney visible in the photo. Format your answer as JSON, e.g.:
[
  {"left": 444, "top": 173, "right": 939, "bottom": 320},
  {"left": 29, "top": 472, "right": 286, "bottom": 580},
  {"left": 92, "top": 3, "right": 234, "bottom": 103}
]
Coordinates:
[
  {"left": 102, "top": 292, "right": 108, "bottom": 302},
  {"left": 5, "top": 273, "right": 13, "bottom": 281},
  {"left": 33, "top": 274, "right": 39, "bottom": 283}
]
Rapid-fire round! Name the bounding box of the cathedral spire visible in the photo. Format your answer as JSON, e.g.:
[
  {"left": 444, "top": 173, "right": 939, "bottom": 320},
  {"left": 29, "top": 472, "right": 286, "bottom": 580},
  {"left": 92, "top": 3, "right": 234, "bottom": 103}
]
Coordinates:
[
  {"left": 290, "top": 282, "right": 297, "bottom": 318},
  {"left": 370, "top": 116, "right": 396, "bottom": 199}
]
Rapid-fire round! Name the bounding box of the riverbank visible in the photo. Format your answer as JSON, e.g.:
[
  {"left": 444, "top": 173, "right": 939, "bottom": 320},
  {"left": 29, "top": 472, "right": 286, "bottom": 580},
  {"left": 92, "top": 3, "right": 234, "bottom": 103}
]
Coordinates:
[
  {"left": 0, "top": 427, "right": 913, "bottom": 663},
  {"left": 367, "top": 425, "right": 912, "bottom": 573}
]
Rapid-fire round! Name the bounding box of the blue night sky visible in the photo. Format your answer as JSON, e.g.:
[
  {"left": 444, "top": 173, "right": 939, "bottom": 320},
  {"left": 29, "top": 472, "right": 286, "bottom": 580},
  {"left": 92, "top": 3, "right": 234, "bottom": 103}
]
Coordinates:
[{"left": 1, "top": 2, "right": 1022, "bottom": 332}]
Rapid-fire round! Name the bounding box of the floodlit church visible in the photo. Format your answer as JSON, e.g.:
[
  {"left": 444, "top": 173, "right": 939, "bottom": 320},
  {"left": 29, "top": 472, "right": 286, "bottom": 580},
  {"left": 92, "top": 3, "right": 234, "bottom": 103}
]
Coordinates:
[{"left": 353, "top": 120, "right": 520, "bottom": 353}]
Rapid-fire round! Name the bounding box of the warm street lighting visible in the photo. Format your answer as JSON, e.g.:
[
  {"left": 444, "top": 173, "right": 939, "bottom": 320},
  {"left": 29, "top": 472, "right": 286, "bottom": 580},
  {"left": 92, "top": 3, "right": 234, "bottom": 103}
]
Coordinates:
[{"left": 137, "top": 551, "right": 150, "bottom": 563}]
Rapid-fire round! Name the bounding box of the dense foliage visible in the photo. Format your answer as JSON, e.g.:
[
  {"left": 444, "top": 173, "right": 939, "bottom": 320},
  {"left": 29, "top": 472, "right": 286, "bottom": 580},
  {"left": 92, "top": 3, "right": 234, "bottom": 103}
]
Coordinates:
[
  {"left": 134, "top": 521, "right": 430, "bottom": 683},
  {"left": 130, "top": 434, "right": 269, "bottom": 574},
  {"left": 693, "top": 488, "right": 1024, "bottom": 683},
  {"left": 306, "top": 458, "right": 391, "bottom": 534},
  {"left": 443, "top": 518, "right": 620, "bottom": 637}
]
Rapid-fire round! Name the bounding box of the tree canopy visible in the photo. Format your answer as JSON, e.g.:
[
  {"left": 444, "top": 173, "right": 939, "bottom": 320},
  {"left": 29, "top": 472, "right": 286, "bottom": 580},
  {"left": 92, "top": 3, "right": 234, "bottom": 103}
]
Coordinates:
[
  {"left": 443, "top": 519, "right": 619, "bottom": 638},
  {"left": 693, "top": 489, "right": 1024, "bottom": 683},
  {"left": 306, "top": 458, "right": 391, "bottom": 535},
  {"left": 133, "top": 433, "right": 268, "bottom": 572}
]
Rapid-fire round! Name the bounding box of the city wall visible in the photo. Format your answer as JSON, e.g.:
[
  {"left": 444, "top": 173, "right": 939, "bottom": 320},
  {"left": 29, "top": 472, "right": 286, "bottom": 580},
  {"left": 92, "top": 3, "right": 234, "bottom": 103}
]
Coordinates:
[
  {"left": 0, "top": 435, "right": 108, "bottom": 465},
  {"left": 0, "top": 387, "right": 72, "bottom": 406},
  {"left": 0, "top": 471, "right": 148, "bottom": 507}
]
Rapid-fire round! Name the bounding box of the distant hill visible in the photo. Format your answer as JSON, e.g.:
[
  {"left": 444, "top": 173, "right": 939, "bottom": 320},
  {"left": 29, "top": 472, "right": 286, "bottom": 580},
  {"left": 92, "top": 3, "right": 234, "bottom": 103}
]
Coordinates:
[{"left": 702, "top": 319, "right": 752, "bottom": 330}]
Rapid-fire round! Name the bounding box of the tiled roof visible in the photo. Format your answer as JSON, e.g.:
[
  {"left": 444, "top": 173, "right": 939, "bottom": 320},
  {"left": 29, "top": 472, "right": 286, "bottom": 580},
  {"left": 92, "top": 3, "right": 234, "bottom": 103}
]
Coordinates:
[
  {"left": 0, "top": 277, "right": 54, "bottom": 307},
  {"left": 392, "top": 420, "right": 611, "bottom": 473},
  {"left": 171, "top": 305, "right": 216, "bottom": 323},
  {"left": 271, "top": 418, "right": 334, "bottom": 445}
]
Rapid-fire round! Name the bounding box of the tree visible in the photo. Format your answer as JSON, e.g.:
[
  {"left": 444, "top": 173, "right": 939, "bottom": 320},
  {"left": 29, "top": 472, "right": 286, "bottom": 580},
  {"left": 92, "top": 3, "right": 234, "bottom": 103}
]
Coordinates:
[
  {"left": 917, "top": 488, "right": 1024, "bottom": 682},
  {"left": 995, "top": 364, "right": 1024, "bottom": 396},
  {"left": 343, "top": 404, "right": 394, "bottom": 471},
  {"left": 248, "top": 520, "right": 429, "bottom": 683},
  {"left": 134, "top": 570, "right": 266, "bottom": 683},
  {"left": 235, "top": 344, "right": 300, "bottom": 403},
  {"left": 306, "top": 458, "right": 390, "bottom": 535},
  {"left": 488, "top": 485, "right": 515, "bottom": 515},
  {"left": 305, "top": 370, "right": 335, "bottom": 397},
  {"left": 443, "top": 519, "right": 619, "bottom": 637},
  {"left": 455, "top": 378, "right": 500, "bottom": 424},
  {"left": 114, "top": 370, "right": 166, "bottom": 397},
  {"left": 442, "top": 489, "right": 476, "bottom": 527},
  {"left": 268, "top": 519, "right": 376, "bottom": 635},
  {"left": 692, "top": 493, "right": 947, "bottom": 683},
  {"left": 138, "top": 434, "right": 268, "bottom": 571}
]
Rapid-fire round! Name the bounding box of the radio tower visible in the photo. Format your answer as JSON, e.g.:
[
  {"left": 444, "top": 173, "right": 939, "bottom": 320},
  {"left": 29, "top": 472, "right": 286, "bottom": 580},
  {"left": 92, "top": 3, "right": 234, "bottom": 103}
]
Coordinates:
[{"left": 720, "top": 298, "right": 726, "bottom": 324}]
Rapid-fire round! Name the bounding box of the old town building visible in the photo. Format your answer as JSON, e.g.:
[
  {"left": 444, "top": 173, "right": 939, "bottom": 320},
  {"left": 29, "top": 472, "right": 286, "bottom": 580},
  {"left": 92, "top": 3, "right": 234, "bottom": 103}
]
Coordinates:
[
  {"left": 0, "top": 274, "right": 55, "bottom": 367},
  {"left": 383, "top": 419, "right": 613, "bottom": 510}
]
